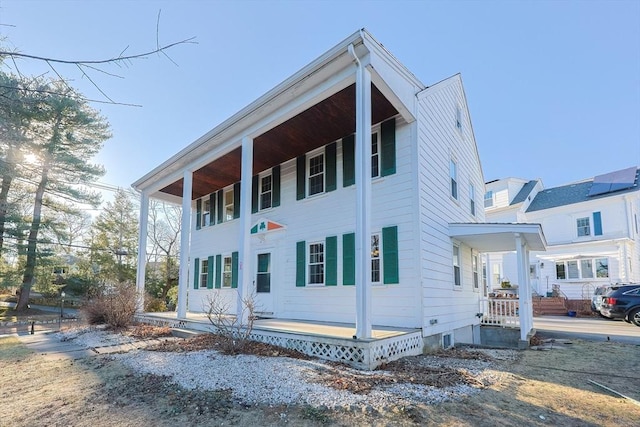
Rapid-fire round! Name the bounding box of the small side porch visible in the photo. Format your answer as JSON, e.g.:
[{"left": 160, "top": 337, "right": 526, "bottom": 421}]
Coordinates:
[{"left": 135, "top": 311, "right": 423, "bottom": 370}]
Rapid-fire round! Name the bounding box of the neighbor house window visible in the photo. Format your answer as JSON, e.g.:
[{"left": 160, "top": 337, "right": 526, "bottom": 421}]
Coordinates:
[
  {"left": 308, "top": 153, "right": 324, "bottom": 196},
  {"left": 260, "top": 173, "right": 272, "bottom": 210},
  {"left": 224, "top": 188, "right": 234, "bottom": 222},
  {"left": 200, "top": 259, "right": 209, "bottom": 288},
  {"left": 556, "top": 258, "right": 608, "bottom": 280},
  {"left": 596, "top": 258, "right": 609, "bottom": 278},
  {"left": 371, "top": 234, "right": 381, "bottom": 283},
  {"left": 472, "top": 254, "right": 479, "bottom": 289},
  {"left": 308, "top": 242, "right": 324, "bottom": 284},
  {"left": 222, "top": 256, "right": 232, "bottom": 288},
  {"left": 577, "top": 217, "right": 590, "bottom": 237},
  {"left": 450, "top": 160, "right": 458, "bottom": 200},
  {"left": 453, "top": 245, "right": 461, "bottom": 287},
  {"left": 484, "top": 190, "right": 494, "bottom": 208},
  {"left": 371, "top": 132, "right": 380, "bottom": 178},
  {"left": 469, "top": 184, "right": 476, "bottom": 216}
]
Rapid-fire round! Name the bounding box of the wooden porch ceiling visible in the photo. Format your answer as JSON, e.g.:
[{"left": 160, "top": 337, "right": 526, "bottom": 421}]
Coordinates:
[{"left": 160, "top": 83, "right": 398, "bottom": 200}]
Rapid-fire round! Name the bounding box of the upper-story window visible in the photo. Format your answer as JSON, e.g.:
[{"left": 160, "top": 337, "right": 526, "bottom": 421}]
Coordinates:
[
  {"left": 469, "top": 183, "right": 476, "bottom": 216},
  {"left": 484, "top": 190, "right": 494, "bottom": 208},
  {"left": 202, "top": 199, "right": 211, "bottom": 227},
  {"left": 259, "top": 173, "right": 272, "bottom": 210},
  {"left": 450, "top": 160, "right": 458, "bottom": 200},
  {"left": 371, "top": 132, "right": 380, "bottom": 178},
  {"left": 455, "top": 105, "right": 463, "bottom": 131},
  {"left": 308, "top": 152, "right": 325, "bottom": 196},
  {"left": 224, "top": 187, "right": 234, "bottom": 222},
  {"left": 577, "top": 217, "right": 590, "bottom": 237}
]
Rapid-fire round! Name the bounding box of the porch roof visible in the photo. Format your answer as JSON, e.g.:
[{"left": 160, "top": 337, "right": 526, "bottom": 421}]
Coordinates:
[
  {"left": 132, "top": 29, "right": 425, "bottom": 202},
  {"left": 449, "top": 222, "right": 547, "bottom": 252}
]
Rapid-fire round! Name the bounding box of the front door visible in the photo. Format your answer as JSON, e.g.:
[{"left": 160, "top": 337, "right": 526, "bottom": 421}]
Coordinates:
[{"left": 254, "top": 251, "right": 274, "bottom": 315}]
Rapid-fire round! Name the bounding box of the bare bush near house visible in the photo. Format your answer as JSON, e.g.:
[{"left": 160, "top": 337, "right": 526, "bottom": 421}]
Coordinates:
[
  {"left": 81, "top": 282, "right": 138, "bottom": 329},
  {"left": 204, "top": 291, "right": 257, "bottom": 354}
]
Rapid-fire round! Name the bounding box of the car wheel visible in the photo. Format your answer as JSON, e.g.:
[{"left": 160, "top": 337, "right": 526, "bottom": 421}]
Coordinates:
[{"left": 629, "top": 308, "right": 640, "bottom": 327}]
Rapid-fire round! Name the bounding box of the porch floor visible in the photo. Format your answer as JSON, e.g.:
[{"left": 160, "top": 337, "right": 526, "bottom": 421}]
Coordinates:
[{"left": 140, "top": 311, "right": 419, "bottom": 342}]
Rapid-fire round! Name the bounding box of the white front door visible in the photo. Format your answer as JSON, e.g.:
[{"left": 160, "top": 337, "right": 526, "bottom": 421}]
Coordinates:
[{"left": 254, "top": 250, "right": 274, "bottom": 316}]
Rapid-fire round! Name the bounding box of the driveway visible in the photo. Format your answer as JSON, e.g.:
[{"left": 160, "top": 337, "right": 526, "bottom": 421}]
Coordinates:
[{"left": 534, "top": 316, "right": 640, "bottom": 345}]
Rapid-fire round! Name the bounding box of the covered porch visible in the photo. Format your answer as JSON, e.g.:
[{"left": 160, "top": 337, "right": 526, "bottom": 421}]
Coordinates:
[
  {"left": 449, "top": 222, "right": 547, "bottom": 347},
  {"left": 135, "top": 311, "right": 423, "bottom": 370}
]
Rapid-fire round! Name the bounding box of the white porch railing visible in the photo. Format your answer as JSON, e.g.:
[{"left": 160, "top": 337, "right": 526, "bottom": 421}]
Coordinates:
[{"left": 480, "top": 298, "right": 520, "bottom": 328}]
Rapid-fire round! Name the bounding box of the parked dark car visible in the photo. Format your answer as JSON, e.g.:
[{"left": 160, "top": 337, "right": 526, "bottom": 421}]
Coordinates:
[{"left": 600, "top": 284, "right": 640, "bottom": 326}]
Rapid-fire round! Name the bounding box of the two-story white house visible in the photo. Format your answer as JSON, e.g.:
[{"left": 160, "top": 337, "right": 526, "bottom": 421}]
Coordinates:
[
  {"left": 132, "top": 29, "right": 545, "bottom": 366},
  {"left": 485, "top": 167, "right": 640, "bottom": 300}
]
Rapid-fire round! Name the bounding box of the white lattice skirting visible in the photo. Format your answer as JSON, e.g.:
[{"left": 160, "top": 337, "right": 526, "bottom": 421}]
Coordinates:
[{"left": 135, "top": 314, "right": 423, "bottom": 370}]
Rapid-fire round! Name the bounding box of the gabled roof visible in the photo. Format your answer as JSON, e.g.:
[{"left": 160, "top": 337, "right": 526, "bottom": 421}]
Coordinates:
[
  {"left": 511, "top": 180, "right": 538, "bottom": 205},
  {"left": 527, "top": 167, "right": 639, "bottom": 212}
]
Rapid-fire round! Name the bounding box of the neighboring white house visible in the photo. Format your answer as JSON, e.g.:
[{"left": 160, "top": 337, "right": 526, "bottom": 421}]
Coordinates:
[
  {"left": 132, "top": 29, "right": 544, "bottom": 351},
  {"left": 485, "top": 166, "right": 640, "bottom": 299}
]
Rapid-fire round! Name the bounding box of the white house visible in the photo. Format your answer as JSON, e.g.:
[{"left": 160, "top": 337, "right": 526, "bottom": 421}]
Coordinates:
[
  {"left": 485, "top": 166, "right": 640, "bottom": 300},
  {"left": 132, "top": 29, "right": 545, "bottom": 364}
]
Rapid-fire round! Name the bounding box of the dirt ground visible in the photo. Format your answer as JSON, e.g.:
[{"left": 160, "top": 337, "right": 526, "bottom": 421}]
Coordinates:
[{"left": 1, "top": 328, "right": 639, "bottom": 427}]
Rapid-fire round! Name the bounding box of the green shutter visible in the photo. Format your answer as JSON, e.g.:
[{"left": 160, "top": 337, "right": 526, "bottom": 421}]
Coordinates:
[
  {"left": 251, "top": 175, "right": 259, "bottom": 213},
  {"left": 215, "top": 254, "right": 222, "bottom": 289},
  {"left": 231, "top": 251, "right": 239, "bottom": 288},
  {"left": 593, "top": 211, "right": 603, "bottom": 236},
  {"left": 272, "top": 165, "right": 281, "bottom": 207},
  {"left": 296, "top": 241, "right": 306, "bottom": 286},
  {"left": 325, "top": 142, "right": 337, "bottom": 192},
  {"left": 325, "top": 236, "right": 337, "bottom": 286},
  {"left": 343, "top": 233, "right": 355, "bottom": 285},
  {"left": 381, "top": 117, "right": 396, "bottom": 177},
  {"left": 193, "top": 257, "right": 200, "bottom": 289},
  {"left": 296, "top": 155, "right": 306, "bottom": 200},
  {"left": 382, "top": 226, "right": 399, "bottom": 284},
  {"left": 196, "top": 199, "right": 202, "bottom": 230},
  {"left": 233, "top": 182, "right": 241, "bottom": 219},
  {"left": 209, "top": 192, "right": 216, "bottom": 226},
  {"left": 342, "top": 134, "right": 355, "bottom": 187},
  {"left": 207, "top": 256, "right": 214, "bottom": 289},
  {"left": 217, "top": 190, "right": 224, "bottom": 223}
]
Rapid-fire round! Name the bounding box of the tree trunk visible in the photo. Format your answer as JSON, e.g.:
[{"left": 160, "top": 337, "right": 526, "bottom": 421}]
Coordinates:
[
  {"left": 0, "top": 148, "right": 18, "bottom": 254},
  {"left": 15, "top": 164, "right": 49, "bottom": 311}
]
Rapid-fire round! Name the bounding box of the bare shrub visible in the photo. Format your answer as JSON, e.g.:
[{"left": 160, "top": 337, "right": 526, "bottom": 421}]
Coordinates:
[
  {"left": 80, "top": 282, "right": 138, "bottom": 329},
  {"left": 144, "top": 295, "right": 168, "bottom": 312},
  {"left": 204, "top": 290, "right": 257, "bottom": 354}
]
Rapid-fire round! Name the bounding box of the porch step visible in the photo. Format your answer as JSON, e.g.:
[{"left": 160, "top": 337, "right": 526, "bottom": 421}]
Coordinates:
[
  {"left": 170, "top": 328, "right": 205, "bottom": 339},
  {"left": 533, "top": 297, "right": 567, "bottom": 316}
]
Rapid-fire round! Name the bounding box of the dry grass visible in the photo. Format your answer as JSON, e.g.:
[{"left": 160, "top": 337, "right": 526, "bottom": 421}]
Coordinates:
[{"left": 0, "top": 334, "right": 639, "bottom": 426}]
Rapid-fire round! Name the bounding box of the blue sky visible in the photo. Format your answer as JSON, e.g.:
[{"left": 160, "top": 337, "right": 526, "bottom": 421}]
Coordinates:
[{"left": 1, "top": 0, "right": 639, "bottom": 198}]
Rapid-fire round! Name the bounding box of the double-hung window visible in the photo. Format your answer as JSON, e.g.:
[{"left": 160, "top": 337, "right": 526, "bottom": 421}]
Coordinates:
[
  {"left": 453, "top": 244, "right": 461, "bottom": 287},
  {"left": 577, "top": 217, "right": 590, "bottom": 237},
  {"left": 224, "top": 188, "right": 234, "bottom": 222},
  {"left": 260, "top": 173, "right": 272, "bottom": 210},
  {"left": 371, "top": 132, "right": 380, "bottom": 178},
  {"left": 308, "top": 242, "right": 324, "bottom": 285},
  {"left": 202, "top": 199, "right": 210, "bottom": 227},
  {"left": 484, "top": 190, "right": 494, "bottom": 208},
  {"left": 200, "top": 259, "right": 209, "bottom": 288},
  {"left": 308, "top": 153, "right": 324, "bottom": 196},
  {"left": 450, "top": 160, "right": 458, "bottom": 200},
  {"left": 469, "top": 184, "right": 476, "bottom": 216},
  {"left": 371, "top": 234, "right": 381, "bottom": 283},
  {"left": 222, "top": 256, "right": 232, "bottom": 288},
  {"left": 472, "top": 254, "right": 479, "bottom": 289}
]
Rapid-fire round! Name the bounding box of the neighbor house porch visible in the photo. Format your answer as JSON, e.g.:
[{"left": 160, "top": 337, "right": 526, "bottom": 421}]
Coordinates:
[{"left": 135, "top": 311, "right": 423, "bottom": 370}]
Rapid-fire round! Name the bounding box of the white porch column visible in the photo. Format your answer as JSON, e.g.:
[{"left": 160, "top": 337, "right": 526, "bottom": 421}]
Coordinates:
[
  {"left": 523, "top": 246, "right": 533, "bottom": 337},
  {"left": 354, "top": 53, "right": 373, "bottom": 339},
  {"left": 485, "top": 254, "right": 492, "bottom": 294},
  {"left": 177, "top": 170, "right": 193, "bottom": 319},
  {"left": 515, "top": 234, "right": 531, "bottom": 343},
  {"left": 135, "top": 191, "right": 149, "bottom": 313},
  {"left": 237, "top": 136, "right": 254, "bottom": 322}
]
